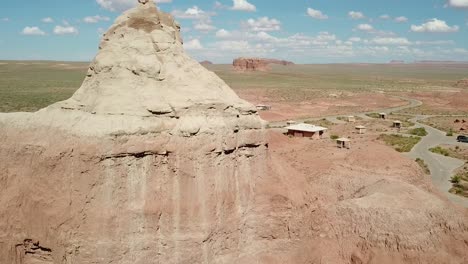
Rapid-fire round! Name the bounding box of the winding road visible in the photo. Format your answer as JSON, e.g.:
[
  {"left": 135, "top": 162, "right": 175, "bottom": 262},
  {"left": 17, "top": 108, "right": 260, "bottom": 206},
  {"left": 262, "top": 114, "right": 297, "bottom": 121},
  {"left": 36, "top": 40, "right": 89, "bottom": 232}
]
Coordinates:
[
  {"left": 406, "top": 116, "right": 468, "bottom": 207},
  {"left": 268, "top": 95, "right": 468, "bottom": 208}
]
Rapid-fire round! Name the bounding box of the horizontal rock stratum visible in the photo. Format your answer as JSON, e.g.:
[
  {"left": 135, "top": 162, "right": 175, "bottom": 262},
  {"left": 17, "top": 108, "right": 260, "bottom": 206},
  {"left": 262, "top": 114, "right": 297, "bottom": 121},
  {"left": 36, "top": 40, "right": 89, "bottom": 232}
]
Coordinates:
[
  {"left": 233, "top": 57, "right": 294, "bottom": 71},
  {"left": 0, "top": 1, "right": 467, "bottom": 264}
]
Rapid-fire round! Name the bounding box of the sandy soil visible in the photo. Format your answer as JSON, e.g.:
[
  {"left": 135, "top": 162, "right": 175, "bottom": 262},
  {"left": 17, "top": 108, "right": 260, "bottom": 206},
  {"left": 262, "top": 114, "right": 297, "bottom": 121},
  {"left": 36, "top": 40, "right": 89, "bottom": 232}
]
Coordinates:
[
  {"left": 422, "top": 116, "right": 468, "bottom": 134},
  {"left": 400, "top": 90, "right": 468, "bottom": 115},
  {"left": 235, "top": 90, "right": 407, "bottom": 122}
]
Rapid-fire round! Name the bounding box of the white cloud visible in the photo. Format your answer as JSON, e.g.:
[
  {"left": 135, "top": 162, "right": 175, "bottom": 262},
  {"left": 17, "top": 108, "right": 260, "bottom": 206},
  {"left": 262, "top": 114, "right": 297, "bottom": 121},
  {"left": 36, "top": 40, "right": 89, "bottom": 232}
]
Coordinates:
[
  {"left": 1, "top": 18, "right": 9, "bottom": 22},
  {"left": 172, "top": 6, "right": 212, "bottom": 19},
  {"left": 96, "top": 0, "right": 172, "bottom": 12},
  {"left": 194, "top": 21, "right": 216, "bottom": 32},
  {"left": 83, "top": 15, "right": 110, "bottom": 23},
  {"left": 231, "top": 0, "right": 256, "bottom": 12},
  {"left": 184, "top": 39, "right": 203, "bottom": 50},
  {"left": 41, "top": 17, "right": 54, "bottom": 23},
  {"left": 244, "top": 17, "right": 281, "bottom": 32},
  {"left": 356, "top": 24, "right": 374, "bottom": 32},
  {"left": 307, "top": 8, "right": 328, "bottom": 20},
  {"left": 371, "top": 37, "right": 411, "bottom": 45},
  {"left": 216, "top": 40, "right": 251, "bottom": 51},
  {"left": 380, "top": 14, "right": 391, "bottom": 20},
  {"left": 394, "top": 16, "right": 408, "bottom": 23},
  {"left": 349, "top": 11, "right": 365, "bottom": 20},
  {"left": 447, "top": 0, "right": 468, "bottom": 8},
  {"left": 349, "top": 37, "right": 362, "bottom": 42},
  {"left": 411, "top": 18, "right": 459, "bottom": 33},
  {"left": 53, "top": 25, "right": 79, "bottom": 35},
  {"left": 216, "top": 29, "right": 231, "bottom": 38},
  {"left": 21, "top": 26, "right": 46, "bottom": 36}
]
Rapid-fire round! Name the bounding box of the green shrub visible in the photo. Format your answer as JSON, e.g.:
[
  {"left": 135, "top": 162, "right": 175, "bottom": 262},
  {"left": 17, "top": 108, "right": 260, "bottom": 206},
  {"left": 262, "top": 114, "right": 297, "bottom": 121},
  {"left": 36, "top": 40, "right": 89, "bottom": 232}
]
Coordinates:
[
  {"left": 366, "top": 113, "right": 381, "bottom": 119},
  {"left": 447, "top": 129, "right": 453, "bottom": 137},
  {"left": 415, "top": 158, "right": 430, "bottom": 174},
  {"left": 377, "top": 134, "right": 421, "bottom": 152},
  {"left": 430, "top": 146, "right": 450, "bottom": 157},
  {"left": 408, "top": 127, "right": 428, "bottom": 137},
  {"left": 330, "top": 135, "right": 339, "bottom": 140},
  {"left": 451, "top": 175, "right": 461, "bottom": 184}
]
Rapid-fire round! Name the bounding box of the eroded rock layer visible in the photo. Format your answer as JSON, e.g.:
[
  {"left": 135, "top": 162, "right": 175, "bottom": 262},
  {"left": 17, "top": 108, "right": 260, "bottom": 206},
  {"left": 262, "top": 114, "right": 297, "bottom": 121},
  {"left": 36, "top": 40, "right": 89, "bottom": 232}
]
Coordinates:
[{"left": 233, "top": 58, "right": 294, "bottom": 71}]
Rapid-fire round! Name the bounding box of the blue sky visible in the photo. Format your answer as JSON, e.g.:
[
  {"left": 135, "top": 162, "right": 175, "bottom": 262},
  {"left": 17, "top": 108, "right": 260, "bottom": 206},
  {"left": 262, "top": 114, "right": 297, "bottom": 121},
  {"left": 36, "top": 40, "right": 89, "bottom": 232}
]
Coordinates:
[{"left": 0, "top": 0, "right": 467, "bottom": 63}]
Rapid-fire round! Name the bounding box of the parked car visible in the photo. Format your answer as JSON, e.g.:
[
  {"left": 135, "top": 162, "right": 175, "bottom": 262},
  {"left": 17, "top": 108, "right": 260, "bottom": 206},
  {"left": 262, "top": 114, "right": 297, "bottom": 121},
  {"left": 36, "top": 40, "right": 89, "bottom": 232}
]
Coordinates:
[{"left": 457, "top": 135, "right": 468, "bottom": 143}]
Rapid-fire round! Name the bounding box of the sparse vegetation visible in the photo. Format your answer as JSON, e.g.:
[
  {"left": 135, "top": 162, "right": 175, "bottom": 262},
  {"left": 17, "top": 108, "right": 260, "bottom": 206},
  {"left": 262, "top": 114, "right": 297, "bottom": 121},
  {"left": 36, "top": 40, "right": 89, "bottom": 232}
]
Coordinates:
[
  {"left": 447, "top": 129, "right": 453, "bottom": 137},
  {"left": 449, "top": 171, "right": 468, "bottom": 198},
  {"left": 408, "top": 127, "right": 428, "bottom": 137},
  {"left": 430, "top": 146, "right": 451, "bottom": 157},
  {"left": 377, "top": 134, "right": 421, "bottom": 152},
  {"left": 366, "top": 113, "right": 381, "bottom": 119},
  {"left": 415, "top": 158, "right": 430, "bottom": 174},
  {"left": 306, "top": 118, "right": 334, "bottom": 128},
  {"left": 330, "top": 135, "right": 339, "bottom": 140}
]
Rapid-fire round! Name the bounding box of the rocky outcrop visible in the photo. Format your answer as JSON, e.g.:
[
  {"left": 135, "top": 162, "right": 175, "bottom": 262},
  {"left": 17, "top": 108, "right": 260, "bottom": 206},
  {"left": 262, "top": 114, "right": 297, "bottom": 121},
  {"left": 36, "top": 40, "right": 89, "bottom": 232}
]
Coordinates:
[
  {"left": 0, "top": 1, "right": 467, "bottom": 264},
  {"left": 200, "top": 60, "right": 213, "bottom": 65},
  {"left": 0, "top": 1, "right": 267, "bottom": 263},
  {"left": 233, "top": 57, "right": 294, "bottom": 71},
  {"left": 455, "top": 79, "right": 468, "bottom": 88}
]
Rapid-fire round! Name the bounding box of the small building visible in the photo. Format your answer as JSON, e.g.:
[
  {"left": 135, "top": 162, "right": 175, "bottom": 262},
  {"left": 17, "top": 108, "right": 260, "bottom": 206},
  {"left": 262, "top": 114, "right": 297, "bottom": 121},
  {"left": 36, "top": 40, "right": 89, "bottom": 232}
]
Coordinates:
[
  {"left": 393, "top": 120, "right": 402, "bottom": 129},
  {"left": 285, "top": 123, "right": 327, "bottom": 139},
  {"left": 379, "top": 113, "right": 387, "bottom": 119},
  {"left": 355, "top": 125, "right": 366, "bottom": 134},
  {"left": 347, "top": 116, "right": 356, "bottom": 122},
  {"left": 286, "top": 120, "right": 297, "bottom": 125},
  {"left": 256, "top": 104, "right": 272, "bottom": 111},
  {"left": 337, "top": 138, "right": 351, "bottom": 149}
]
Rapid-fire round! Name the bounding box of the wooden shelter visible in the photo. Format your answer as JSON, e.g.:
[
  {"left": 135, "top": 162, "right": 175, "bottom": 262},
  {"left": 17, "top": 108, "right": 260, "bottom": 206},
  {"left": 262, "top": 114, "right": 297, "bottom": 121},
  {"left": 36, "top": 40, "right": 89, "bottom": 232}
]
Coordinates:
[
  {"left": 393, "top": 120, "right": 402, "bottom": 129},
  {"left": 347, "top": 116, "right": 356, "bottom": 122},
  {"left": 337, "top": 138, "right": 351, "bottom": 149},
  {"left": 379, "top": 113, "right": 387, "bottom": 119},
  {"left": 355, "top": 125, "right": 366, "bottom": 134}
]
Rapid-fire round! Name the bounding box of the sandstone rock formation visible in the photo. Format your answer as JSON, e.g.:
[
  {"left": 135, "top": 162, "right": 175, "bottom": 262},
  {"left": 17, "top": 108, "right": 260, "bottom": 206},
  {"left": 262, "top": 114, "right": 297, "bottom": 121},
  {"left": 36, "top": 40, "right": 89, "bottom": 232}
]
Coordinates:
[
  {"left": 200, "top": 60, "right": 213, "bottom": 65},
  {"left": 0, "top": 1, "right": 467, "bottom": 264},
  {"left": 455, "top": 79, "right": 468, "bottom": 88},
  {"left": 0, "top": 2, "right": 267, "bottom": 263},
  {"left": 233, "top": 57, "right": 294, "bottom": 71}
]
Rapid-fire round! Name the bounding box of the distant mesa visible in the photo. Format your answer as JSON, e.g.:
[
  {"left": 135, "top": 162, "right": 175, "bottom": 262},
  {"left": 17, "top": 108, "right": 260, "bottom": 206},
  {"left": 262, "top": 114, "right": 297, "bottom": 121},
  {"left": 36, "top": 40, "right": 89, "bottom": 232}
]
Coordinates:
[
  {"left": 233, "top": 57, "right": 294, "bottom": 71},
  {"left": 199, "top": 60, "right": 213, "bottom": 65},
  {"left": 413, "top": 60, "right": 468, "bottom": 65},
  {"left": 454, "top": 79, "right": 468, "bottom": 88},
  {"left": 389, "top": 60, "right": 405, "bottom": 64}
]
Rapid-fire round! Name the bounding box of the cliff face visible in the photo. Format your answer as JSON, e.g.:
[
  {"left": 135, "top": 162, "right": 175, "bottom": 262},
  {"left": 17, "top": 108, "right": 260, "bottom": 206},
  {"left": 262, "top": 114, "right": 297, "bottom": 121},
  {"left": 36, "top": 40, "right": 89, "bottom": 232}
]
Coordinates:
[{"left": 233, "top": 58, "right": 294, "bottom": 71}]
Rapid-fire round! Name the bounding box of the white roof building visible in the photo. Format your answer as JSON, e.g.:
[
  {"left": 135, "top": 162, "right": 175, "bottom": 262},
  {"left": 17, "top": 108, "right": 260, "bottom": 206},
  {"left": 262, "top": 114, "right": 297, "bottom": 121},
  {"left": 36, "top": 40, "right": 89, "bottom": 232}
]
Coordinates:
[{"left": 285, "top": 123, "right": 328, "bottom": 133}]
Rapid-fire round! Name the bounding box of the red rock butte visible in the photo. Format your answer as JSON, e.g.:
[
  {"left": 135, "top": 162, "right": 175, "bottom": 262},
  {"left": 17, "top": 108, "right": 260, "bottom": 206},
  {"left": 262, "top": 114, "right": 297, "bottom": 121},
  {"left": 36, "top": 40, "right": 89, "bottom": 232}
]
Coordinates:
[
  {"left": 0, "top": 1, "right": 467, "bottom": 264},
  {"left": 233, "top": 57, "right": 294, "bottom": 71}
]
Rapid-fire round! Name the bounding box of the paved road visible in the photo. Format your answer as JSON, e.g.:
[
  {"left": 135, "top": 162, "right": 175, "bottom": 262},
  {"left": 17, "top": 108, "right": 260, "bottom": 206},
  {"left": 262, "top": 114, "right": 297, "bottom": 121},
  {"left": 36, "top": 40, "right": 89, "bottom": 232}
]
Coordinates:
[{"left": 406, "top": 116, "right": 468, "bottom": 208}]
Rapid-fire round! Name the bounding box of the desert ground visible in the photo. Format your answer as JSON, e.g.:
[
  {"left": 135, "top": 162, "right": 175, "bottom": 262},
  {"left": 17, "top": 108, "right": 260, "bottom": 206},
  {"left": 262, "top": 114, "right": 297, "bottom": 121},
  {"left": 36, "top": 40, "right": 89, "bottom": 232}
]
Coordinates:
[
  {"left": 1, "top": 60, "right": 468, "bottom": 200},
  {"left": 1, "top": 57, "right": 468, "bottom": 262},
  {"left": 2, "top": 60, "right": 468, "bottom": 205}
]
